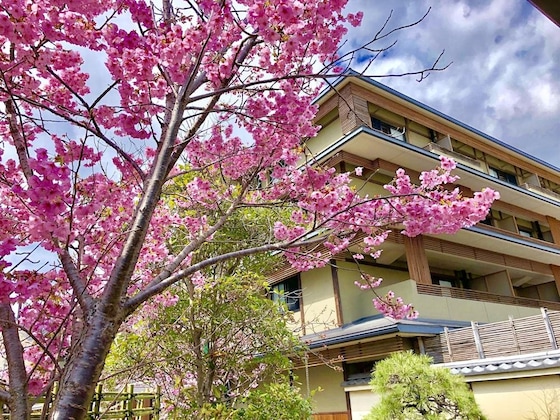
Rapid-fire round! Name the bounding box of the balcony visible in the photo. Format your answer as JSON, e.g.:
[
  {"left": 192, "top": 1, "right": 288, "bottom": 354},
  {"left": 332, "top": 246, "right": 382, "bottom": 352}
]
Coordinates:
[
  {"left": 423, "top": 143, "right": 483, "bottom": 171},
  {"left": 358, "top": 280, "right": 556, "bottom": 325},
  {"left": 423, "top": 308, "right": 560, "bottom": 364},
  {"left": 520, "top": 182, "right": 560, "bottom": 202},
  {"left": 416, "top": 283, "right": 560, "bottom": 312}
]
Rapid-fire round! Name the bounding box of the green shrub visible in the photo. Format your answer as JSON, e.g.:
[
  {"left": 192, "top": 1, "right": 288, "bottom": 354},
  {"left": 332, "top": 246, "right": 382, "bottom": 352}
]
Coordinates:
[
  {"left": 366, "top": 351, "right": 486, "bottom": 420},
  {"left": 234, "top": 383, "right": 312, "bottom": 420}
]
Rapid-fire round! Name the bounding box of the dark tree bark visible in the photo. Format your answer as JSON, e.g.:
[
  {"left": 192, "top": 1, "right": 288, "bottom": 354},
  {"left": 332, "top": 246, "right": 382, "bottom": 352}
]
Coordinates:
[
  {"left": 0, "top": 303, "right": 30, "bottom": 420},
  {"left": 50, "top": 306, "right": 122, "bottom": 420}
]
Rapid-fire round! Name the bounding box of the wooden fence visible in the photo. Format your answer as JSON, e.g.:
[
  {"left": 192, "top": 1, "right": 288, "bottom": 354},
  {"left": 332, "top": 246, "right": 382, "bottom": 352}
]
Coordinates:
[
  {"left": 1, "top": 384, "right": 160, "bottom": 419},
  {"left": 424, "top": 308, "right": 560, "bottom": 363},
  {"left": 312, "top": 413, "right": 350, "bottom": 420}
]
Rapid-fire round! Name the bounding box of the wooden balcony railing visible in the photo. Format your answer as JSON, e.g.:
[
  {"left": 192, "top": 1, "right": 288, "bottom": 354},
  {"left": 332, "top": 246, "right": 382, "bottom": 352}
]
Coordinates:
[
  {"left": 520, "top": 182, "right": 560, "bottom": 202},
  {"left": 424, "top": 308, "right": 560, "bottom": 363},
  {"left": 416, "top": 283, "right": 560, "bottom": 312}
]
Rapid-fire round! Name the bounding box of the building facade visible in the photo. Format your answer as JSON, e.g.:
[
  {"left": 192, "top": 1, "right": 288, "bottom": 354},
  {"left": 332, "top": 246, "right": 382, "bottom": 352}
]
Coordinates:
[{"left": 269, "top": 73, "right": 560, "bottom": 420}]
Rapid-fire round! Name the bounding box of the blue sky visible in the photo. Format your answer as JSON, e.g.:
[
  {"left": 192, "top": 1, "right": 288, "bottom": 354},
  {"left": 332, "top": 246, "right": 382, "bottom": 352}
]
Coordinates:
[{"left": 344, "top": 0, "right": 560, "bottom": 169}]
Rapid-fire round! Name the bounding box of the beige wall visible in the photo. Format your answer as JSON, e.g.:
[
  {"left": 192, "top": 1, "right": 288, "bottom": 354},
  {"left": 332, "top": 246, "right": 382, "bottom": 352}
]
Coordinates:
[
  {"left": 299, "top": 263, "right": 542, "bottom": 333},
  {"left": 471, "top": 375, "right": 560, "bottom": 420},
  {"left": 305, "top": 263, "right": 541, "bottom": 326},
  {"left": 336, "top": 261, "right": 409, "bottom": 323},
  {"left": 345, "top": 386, "right": 380, "bottom": 420},
  {"left": 343, "top": 373, "right": 560, "bottom": 420},
  {"left": 348, "top": 178, "right": 387, "bottom": 198},
  {"left": 304, "top": 118, "right": 342, "bottom": 158},
  {"left": 301, "top": 267, "right": 338, "bottom": 333},
  {"left": 364, "top": 279, "right": 540, "bottom": 323},
  {"left": 295, "top": 364, "right": 348, "bottom": 414}
]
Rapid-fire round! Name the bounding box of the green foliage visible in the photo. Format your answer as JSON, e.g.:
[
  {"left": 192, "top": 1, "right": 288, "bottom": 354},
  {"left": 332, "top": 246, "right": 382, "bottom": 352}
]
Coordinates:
[
  {"left": 234, "top": 383, "right": 313, "bottom": 420},
  {"left": 164, "top": 164, "right": 294, "bottom": 277},
  {"left": 104, "top": 273, "right": 304, "bottom": 418},
  {"left": 103, "top": 169, "right": 309, "bottom": 417},
  {"left": 365, "top": 351, "right": 486, "bottom": 420}
]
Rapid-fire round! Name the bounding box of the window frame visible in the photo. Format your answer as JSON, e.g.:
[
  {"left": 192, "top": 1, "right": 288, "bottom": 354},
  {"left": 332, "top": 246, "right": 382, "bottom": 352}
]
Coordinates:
[
  {"left": 488, "top": 167, "right": 518, "bottom": 185},
  {"left": 270, "top": 275, "right": 301, "bottom": 312},
  {"left": 371, "top": 117, "right": 405, "bottom": 141}
]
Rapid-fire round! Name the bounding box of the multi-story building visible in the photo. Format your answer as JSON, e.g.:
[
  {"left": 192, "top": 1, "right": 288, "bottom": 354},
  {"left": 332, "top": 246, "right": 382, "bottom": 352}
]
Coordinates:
[{"left": 268, "top": 72, "right": 560, "bottom": 420}]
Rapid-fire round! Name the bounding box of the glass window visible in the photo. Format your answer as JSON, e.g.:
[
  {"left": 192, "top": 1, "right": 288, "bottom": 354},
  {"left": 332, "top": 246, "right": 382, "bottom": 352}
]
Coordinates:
[
  {"left": 489, "top": 167, "right": 518, "bottom": 185},
  {"left": 271, "top": 275, "right": 300, "bottom": 312},
  {"left": 345, "top": 360, "right": 379, "bottom": 381},
  {"left": 371, "top": 117, "right": 405, "bottom": 141},
  {"left": 518, "top": 229, "right": 533, "bottom": 238}
]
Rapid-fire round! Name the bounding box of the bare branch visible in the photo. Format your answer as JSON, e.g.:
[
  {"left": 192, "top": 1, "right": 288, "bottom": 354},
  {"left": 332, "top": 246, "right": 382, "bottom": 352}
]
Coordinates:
[
  {"left": 5, "top": 99, "right": 33, "bottom": 181},
  {"left": 4, "top": 90, "right": 146, "bottom": 180},
  {"left": 59, "top": 249, "right": 95, "bottom": 312},
  {"left": 125, "top": 234, "right": 326, "bottom": 313}
]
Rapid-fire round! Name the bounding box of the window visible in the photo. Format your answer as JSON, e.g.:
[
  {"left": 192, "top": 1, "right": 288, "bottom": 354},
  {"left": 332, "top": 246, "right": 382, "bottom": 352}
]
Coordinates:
[
  {"left": 431, "top": 270, "right": 470, "bottom": 288},
  {"left": 431, "top": 274, "right": 458, "bottom": 288},
  {"left": 518, "top": 228, "right": 533, "bottom": 238},
  {"left": 371, "top": 117, "right": 405, "bottom": 141},
  {"left": 517, "top": 221, "right": 545, "bottom": 240},
  {"left": 344, "top": 360, "right": 379, "bottom": 382},
  {"left": 489, "top": 167, "right": 518, "bottom": 185},
  {"left": 270, "top": 275, "right": 300, "bottom": 312}
]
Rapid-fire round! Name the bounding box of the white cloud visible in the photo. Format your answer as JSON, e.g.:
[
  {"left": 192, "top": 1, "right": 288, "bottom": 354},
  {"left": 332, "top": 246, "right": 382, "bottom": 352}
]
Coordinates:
[{"left": 344, "top": 0, "right": 560, "bottom": 168}]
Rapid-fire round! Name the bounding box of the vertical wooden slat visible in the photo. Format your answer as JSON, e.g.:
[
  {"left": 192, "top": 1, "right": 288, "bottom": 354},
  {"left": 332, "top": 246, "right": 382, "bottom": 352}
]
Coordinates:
[
  {"left": 551, "top": 264, "right": 560, "bottom": 298},
  {"left": 92, "top": 383, "right": 102, "bottom": 418},
  {"left": 471, "top": 321, "right": 485, "bottom": 359},
  {"left": 546, "top": 216, "right": 560, "bottom": 245},
  {"left": 509, "top": 316, "right": 521, "bottom": 354},
  {"left": 330, "top": 261, "right": 344, "bottom": 327},
  {"left": 542, "top": 307, "right": 558, "bottom": 350},
  {"left": 444, "top": 327, "right": 453, "bottom": 362},
  {"left": 126, "top": 384, "right": 134, "bottom": 420},
  {"left": 417, "top": 337, "right": 426, "bottom": 354},
  {"left": 154, "top": 385, "right": 161, "bottom": 420},
  {"left": 403, "top": 235, "right": 432, "bottom": 285}
]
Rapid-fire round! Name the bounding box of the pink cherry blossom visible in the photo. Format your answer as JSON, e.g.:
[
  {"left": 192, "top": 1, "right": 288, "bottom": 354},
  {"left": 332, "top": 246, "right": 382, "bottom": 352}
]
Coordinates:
[{"left": 0, "top": 1, "right": 497, "bottom": 416}]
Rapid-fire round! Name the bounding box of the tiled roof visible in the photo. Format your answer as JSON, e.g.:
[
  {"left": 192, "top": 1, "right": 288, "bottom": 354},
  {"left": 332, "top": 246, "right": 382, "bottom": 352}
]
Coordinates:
[{"left": 439, "top": 349, "right": 560, "bottom": 376}]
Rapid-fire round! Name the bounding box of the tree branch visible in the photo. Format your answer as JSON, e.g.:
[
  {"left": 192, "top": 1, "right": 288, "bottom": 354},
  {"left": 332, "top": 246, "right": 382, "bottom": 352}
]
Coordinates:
[
  {"left": 5, "top": 99, "right": 33, "bottom": 181},
  {"left": 103, "top": 36, "right": 259, "bottom": 315},
  {"left": 3, "top": 90, "right": 146, "bottom": 180},
  {"left": 124, "top": 235, "right": 326, "bottom": 314},
  {"left": 0, "top": 303, "right": 30, "bottom": 417},
  {"left": 59, "top": 249, "right": 95, "bottom": 312},
  {"left": 0, "top": 388, "right": 10, "bottom": 405}
]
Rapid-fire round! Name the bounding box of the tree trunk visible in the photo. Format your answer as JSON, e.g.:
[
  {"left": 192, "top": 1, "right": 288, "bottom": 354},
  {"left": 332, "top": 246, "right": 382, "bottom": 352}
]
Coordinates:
[
  {"left": 0, "top": 303, "right": 30, "bottom": 420},
  {"left": 50, "top": 308, "right": 121, "bottom": 420}
]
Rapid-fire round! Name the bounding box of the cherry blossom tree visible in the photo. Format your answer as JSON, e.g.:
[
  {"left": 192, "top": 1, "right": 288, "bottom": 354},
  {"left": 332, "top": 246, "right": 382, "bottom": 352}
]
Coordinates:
[{"left": 0, "top": 0, "right": 498, "bottom": 418}]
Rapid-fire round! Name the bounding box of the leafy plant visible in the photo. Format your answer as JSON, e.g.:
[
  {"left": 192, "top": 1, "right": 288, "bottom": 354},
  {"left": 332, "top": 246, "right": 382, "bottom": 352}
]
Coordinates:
[
  {"left": 104, "top": 274, "right": 305, "bottom": 418},
  {"left": 366, "top": 351, "right": 486, "bottom": 420},
  {"left": 234, "top": 382, "right": 313, "bottom": 420}
]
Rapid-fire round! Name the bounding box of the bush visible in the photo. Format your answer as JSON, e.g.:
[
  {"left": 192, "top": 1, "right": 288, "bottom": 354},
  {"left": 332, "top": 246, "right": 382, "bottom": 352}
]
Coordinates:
[
  {"left": 365, "top": 351, "right": 486, "bottom": 420},
  {"left": 234, "top": 382, "right": 312, "bottom": 420}
]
